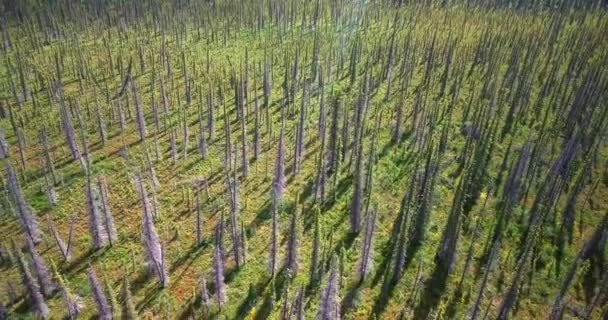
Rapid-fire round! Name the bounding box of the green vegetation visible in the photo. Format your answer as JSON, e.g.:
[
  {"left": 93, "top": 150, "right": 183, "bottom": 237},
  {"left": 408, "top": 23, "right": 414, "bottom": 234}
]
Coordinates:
[{"left": 0, "top": 0, "right": 607, "bottom": 319}]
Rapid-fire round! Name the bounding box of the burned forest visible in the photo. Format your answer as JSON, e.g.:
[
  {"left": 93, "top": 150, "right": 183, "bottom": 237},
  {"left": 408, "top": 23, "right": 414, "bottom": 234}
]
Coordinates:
[{"left": 0, "top": 0, "right": 607, "bottom": 319}]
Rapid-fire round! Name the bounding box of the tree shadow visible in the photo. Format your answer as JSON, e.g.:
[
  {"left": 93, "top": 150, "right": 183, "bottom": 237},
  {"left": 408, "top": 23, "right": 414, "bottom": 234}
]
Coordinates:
[
  {"left": 224, "top": 262, "right": 243, "bottom": 284},
  {"left": 235, "top": 277, "right": 268, "bottom": 318},
  {"left": 136, "top": 283, "right": 165, "bottom": 312},
  {"left": 370, "top": 224, "right": 401, "bottom": 288},
  {"left": 333, "top": 232, "right": 358, "bottom": 256},
  {"left": 369, "top": 229, "right": 421, "bottom": 317},
  {"left": 254, "top": 288, "right": 276, "bottom": 320},
  {"left": 413, "top": 261, "right": 450, "bottom": 319},
  {"left": 341, "top": 282, "right": 362, "bottom": 316},
  {"left": 404, "top": 242, "right": 422, "bottom": 275},
  {"left": 320, "top": 173, "right": 352, "bottom": 213},
  {"left": 296, "top": 178, "right": 315, "bottom": 210},
  {"left": 176, "top": 296, "right": 197, "bottom": 320},
  {"left": 131, "top": 269, "right": 153, "bottom": 294},
  {"left": 12, "top": 299, "right": 37, "bottom": 317},
  {"left": 248, "top": 200, "right": 271, "bottom": 230},
  {"left": 370, "top": 261, "right": 395, "bottom": 318},
  {"left": 62, "top": 246, "right": 108, "bottom": 275},
  {"left": 168, "top": 242, "right": 211, "bottom": 291},
  {"left": 444, "top": 285, "right": 473, "bottom": 319}
]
